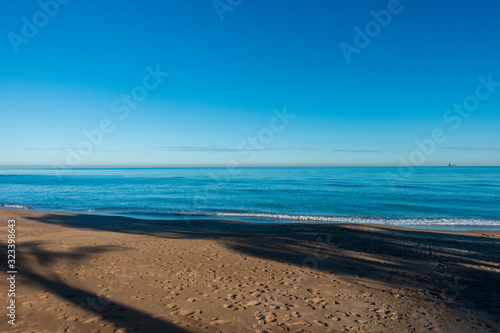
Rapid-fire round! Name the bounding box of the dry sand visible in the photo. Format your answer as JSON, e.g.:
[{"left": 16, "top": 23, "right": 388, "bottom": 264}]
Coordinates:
[{"left": 1, "top": 208, "right": 499, "bottom": 333}]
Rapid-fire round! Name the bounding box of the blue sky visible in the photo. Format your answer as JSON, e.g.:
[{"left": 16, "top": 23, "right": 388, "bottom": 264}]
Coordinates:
[{"left": 1, "top": 0, "right": 499, "bottom": 167}]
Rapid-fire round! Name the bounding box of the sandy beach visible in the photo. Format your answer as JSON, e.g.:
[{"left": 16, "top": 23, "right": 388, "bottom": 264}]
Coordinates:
[{"left": 1, "top": 208, "right": 499, "bottom": 333}]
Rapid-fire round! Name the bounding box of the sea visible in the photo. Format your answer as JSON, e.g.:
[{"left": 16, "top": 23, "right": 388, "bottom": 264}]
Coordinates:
[{"left": 0, "top": 167, "right": 499, "bottom": 230}]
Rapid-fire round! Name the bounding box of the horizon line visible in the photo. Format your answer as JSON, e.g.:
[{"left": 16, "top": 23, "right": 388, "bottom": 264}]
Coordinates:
[{"left": 1, "top": 165, "right": 499, "bottom": 169}]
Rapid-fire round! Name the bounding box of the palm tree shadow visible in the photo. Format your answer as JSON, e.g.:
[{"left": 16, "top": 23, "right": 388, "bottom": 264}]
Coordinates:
[
  {"left": 2, "top": 239, "right": 189, "bottom": 332},
  {"left": 21, "top": 269, "right": 188, "bottom": 332}
]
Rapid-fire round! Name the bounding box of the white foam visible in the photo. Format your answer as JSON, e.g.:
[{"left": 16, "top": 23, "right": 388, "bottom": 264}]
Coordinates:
[
  {"left": 1, "top": 204, "right": 29, "bottom": 210},
  {"left": 212, "top": 212, "right": 500, "bottom": 225}
]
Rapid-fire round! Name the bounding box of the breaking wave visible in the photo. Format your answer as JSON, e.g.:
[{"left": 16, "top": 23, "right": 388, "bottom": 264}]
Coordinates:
[{"left": 211, "top": 212, "right": 500, "bottom": 225}]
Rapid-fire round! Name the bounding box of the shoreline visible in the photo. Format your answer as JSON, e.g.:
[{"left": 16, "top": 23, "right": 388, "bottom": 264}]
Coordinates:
[
  {"left": 1, "top": 206, "right": 500, "bottom": 232},
  {"left": 1, "top": 208, "right": 499, "bottom": 332}
]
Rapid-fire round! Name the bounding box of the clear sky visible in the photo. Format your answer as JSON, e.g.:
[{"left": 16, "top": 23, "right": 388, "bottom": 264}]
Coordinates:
[{"left": 1, "top": 0, "right": 499, "bottom": 167}]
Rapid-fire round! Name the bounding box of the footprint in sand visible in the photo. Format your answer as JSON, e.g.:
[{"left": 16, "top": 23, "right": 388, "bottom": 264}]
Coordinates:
[
  {"left": 178, "top": 309, "right": 195, "bottom": 316},
  {"left": 209, "top": 319, "right": 232, "bottom": 325}
]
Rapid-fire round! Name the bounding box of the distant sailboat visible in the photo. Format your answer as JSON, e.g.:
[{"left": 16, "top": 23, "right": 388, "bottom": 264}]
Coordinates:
[{"left": 449, "top": 163, "right": 457, "bottom": 167}]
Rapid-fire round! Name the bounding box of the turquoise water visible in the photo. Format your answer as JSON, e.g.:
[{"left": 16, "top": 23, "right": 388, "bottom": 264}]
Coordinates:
[{"left": 0, "top": 167, "right": 499, "bottom": 227}]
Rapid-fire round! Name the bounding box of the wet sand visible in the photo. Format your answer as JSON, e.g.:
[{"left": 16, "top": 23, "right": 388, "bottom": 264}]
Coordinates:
[{"left": 1, "top": 208, "right": 499, "bottom": 332}]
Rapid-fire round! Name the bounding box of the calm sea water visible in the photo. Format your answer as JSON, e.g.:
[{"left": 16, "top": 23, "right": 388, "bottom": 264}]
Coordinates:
[{"left": 0, "top": 167, "right": 499, "bottom": 228}]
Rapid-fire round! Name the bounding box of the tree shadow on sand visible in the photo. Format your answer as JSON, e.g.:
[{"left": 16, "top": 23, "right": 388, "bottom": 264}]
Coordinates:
[
  {"left": 24, "top": 213, "right": 500, "bottom": 329},
  {"left": 1, "top": 239, "right": 189, "bottom": 332}
]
